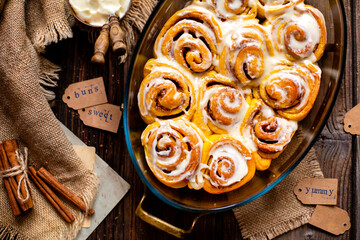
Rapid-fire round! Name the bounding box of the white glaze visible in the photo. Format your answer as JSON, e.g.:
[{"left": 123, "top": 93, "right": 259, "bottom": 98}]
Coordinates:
[
  {"left": 208, "top": 143, "right": 249, "bottom": 187},
  {"left": 288, "top": 13, "right": 321, "bottom": 58},
  {"left": 212, "top": 0, "right": 244, "bottom": 18},
  {"left": 146, "top": 120, "right": 203, "bottom": 183},
  {"left": 188, "top": 163, "right": 209, "bottom": 190},
  {"left": 140, "top": 0, "right": 323, "bottom": 189},
  {"left": 200, "top": 85, "right": 250, "bottom": 136},
  {"left": 261, "top": 62, "right": 318, "bottom": 110},
  {"left": 269, "top": 3, "right": 321, "bottom": 61},
  {"left": 271, "top": 117, "right": 298, "bottom": 151}
]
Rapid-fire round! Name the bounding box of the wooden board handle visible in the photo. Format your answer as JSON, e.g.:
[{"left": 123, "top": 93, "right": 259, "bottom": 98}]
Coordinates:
[
  {"left": 109, "top": 16, "right": 127, "bottom": 56},
  {"left": 91, "top": 24, "right": 110, "bottom": 64}
]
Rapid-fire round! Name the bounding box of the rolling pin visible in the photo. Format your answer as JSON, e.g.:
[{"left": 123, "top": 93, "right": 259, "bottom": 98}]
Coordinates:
[
  {"left": 91, "top": 24, "right": 110, "bottom": 65},
  {"left": 91, "top": 16, "right": 127, "bottom": 64},
  {"left": 109, "top": 15, "right": 127, "bottom": 55}
]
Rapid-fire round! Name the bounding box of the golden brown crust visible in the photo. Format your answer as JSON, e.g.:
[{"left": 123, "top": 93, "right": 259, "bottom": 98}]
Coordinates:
[
  {"left": 192, "top": 71, "right": 251, "bottom": 136},
  {"left": 138, "top": 59, "right": 196, "bottom": 124},
  {"left": 219, "top": 23, "right": 274, "bottom": 86},
  {"left": 269, "top": 5, "right": 327, "bottom": 62},
  {"left": 154, "top": 8, "right": 222, "bottom": 73},
  {"left": 240, "top": 99, "right": 297, "bottom": 170},
  {"left": 259, "top": 61, "right": 321, "bottom": 121},
  {"left": 141, "top": 120, "right": 203, "bottom": 188},
  {"left": 202, "top": 135, "right": 255, "bottom": 194}
]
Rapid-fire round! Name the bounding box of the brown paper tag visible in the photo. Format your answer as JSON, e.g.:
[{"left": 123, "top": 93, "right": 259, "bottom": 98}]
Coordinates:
[
  {"left": 294, "top": 178, "right": 337, "bottom": 205},
  {"left": 62, "top": 77, "right": 108, "bottom": 110},
  {"left": 309, "top": 205, "right": 351, "bottom": 235},
  {"left": 344, "top": 103, "right": 360, "bottom": 134},
  {"left": 78, "top": 103, "right": 122, "bottom": 133}
]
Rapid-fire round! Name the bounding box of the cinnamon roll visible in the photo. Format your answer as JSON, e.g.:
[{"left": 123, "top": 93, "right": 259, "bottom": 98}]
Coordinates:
[
  {"left": 141, "top": 119, "right": 204, "bottom": 188},
  {"left": 195, "top": 0, "right": 256, "bottom": 19},
  {"left": 192, "top": 71, "right": 251, "bottom": 136},
  {"left": 259, "top": 61, "right": 321, "bottom": 121},
  {"left": 154, "top": 7, "right": 222, "bottom": 73},
  {"left": 201, "top": 135, "right": 255, "bottom": 194},
  {"left": 241, "top": 99, "right": 297, "bottom": 166},
  {"left": 219, "top": 22, "right": 274, "bottom": 86},
  {"left": 253, "top": 152, "right": 272, "bottom": 171},
  {"left": 138, "top": 59, "right": 196, "bottom": 124},
  {"left": 137, "top": 1, "right": 326, "bottom": 192},
  {"left": 269, "top": 5, "right": 326, "bottom": 62}
]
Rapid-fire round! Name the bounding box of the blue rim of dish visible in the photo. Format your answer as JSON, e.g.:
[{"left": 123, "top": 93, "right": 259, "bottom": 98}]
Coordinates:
[{"left": 123, "top": 0, "right": 347, "bottom": 213}]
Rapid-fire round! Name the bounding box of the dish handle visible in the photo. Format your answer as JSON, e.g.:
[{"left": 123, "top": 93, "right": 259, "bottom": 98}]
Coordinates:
[{"left": 136, "top": 192, "right": 205, "bottom": 239}]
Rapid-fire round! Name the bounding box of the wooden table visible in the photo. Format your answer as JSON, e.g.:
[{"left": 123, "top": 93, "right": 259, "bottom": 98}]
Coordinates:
[{"left": 45, "top": 0, "right": 357, "bottom": 238}]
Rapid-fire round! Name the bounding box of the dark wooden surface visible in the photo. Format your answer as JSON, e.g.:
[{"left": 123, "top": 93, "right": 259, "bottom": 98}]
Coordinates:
[{"left": 45, "top": 0, "right": 357, "bottom": 239}]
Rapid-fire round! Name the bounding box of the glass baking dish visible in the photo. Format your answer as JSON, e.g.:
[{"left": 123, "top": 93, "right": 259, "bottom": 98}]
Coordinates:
[{"left": 124, "top": 0, "right": 346, "bottom": 214}]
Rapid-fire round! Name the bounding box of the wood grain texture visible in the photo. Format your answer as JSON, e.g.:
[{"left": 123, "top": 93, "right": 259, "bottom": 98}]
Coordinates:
[
  {"left": 44, "top": 0, "right": 356, "bottom": 238},
  {"left": 353, "top": 0, "right": 360, "bottom": 238}
]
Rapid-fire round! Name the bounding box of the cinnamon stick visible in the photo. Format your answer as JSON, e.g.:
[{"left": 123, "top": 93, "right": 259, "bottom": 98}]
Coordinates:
[
  {"left": 37, "top": 167, "right": 94, "bottom": 215},
  {"left": 7, "top": 175, "right": 28, "bottom": 212},
  {"left": 28, "top": 166, "right": 75, "bottom": 223},
  {"left": 0, "top": 143, "right": 31, "bottom": 212},
  {"left": 88, "top": 208, "right": 95, "bottom": 216},
  {"left": 3, "top": 140, "right": 33, "bottom": 209},
  {"left": 0, "top": 148, "right": 21, "bottom": 216}
]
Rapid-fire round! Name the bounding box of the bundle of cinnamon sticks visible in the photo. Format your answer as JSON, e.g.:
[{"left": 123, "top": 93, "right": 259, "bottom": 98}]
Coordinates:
[
  {"left": 28, "top": 166, "right": 94, "bottom": 223},
  {"left": 0, "top": 140, "right": 33, "bottom": 216},
  {"left": 0, "top": 139, "right": 94, "bottom": 223}
]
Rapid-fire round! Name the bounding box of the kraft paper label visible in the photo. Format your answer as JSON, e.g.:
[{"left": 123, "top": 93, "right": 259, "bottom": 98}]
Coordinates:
[
  {"left": 78, "top": 104, "right": 122, "bottom": 133},
  {"left": 309, "top": 205, "right": 350, "bottom": 235},
  {"left": 344, "top": 103, "right": 360, "bottom": 135},
  {"left": 294, "top": 178, "right": 337, "bottom": 205},
  {"left": 62, "top": 77, "right": 108, "bottom": 110}
]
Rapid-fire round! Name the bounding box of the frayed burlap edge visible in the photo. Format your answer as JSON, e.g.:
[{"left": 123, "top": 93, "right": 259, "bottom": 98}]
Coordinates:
[
  {"left": 79, "top": 0, "right": 159, "bottom": 64},
  {"left": 30, "top": 1, "right": 74, "bottom": 101},
  {"left": 308, "top": 154, "right": 325, "bottom": 179},
  {"left": 238, "top": 215, "right": 312, "bottom": 240},
  {"left": 38, "top": 57, "right": 61, "bottom": 101},
  {"left": 68, "top": 174, "right": 99, "bottom": 240},
  {"left": 0, "top": 222, "right": 30, "bottom": 240},
  {"left": 0, "top": 0, "right": 6, "bottom": 15},
  {"left": 118, "top": 0, "right": 159, "bottom": 63},
  {"left": 36, "top": 23, "right": 72, "bottom": 101},
  {"left": 32, "top": 20, "right": 72, "bottom": 53},
  {"left": 234, "top": 150, "right": 324, "bottom": 240}
]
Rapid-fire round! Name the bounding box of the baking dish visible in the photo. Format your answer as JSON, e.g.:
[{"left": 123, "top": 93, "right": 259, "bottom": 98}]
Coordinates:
[{"left": 124, "top": 0, "right": 346, "bottom": 237}]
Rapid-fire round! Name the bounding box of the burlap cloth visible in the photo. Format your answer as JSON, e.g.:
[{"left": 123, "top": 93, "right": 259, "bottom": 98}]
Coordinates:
[
  {"left": 0, "top": 0, "right": 158, "bottom": 239},
  {"left": 233, "top": 148, "right": 324, "bottom": 240}
]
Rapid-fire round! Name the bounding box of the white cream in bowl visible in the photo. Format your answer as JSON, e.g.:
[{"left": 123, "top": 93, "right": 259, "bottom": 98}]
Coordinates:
[{"left": 69, "top": 0, "right": 131, "bottom": 27}]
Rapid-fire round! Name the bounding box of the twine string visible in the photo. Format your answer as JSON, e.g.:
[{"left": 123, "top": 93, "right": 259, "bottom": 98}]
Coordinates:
[{"left": 0, "top": 147, "right": 30, "bottom": 202}]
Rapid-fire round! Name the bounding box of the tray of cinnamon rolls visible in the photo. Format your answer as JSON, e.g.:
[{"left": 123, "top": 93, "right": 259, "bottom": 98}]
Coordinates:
[{"left": 124, "top": 0, "right": 346, "bottom": 210}]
